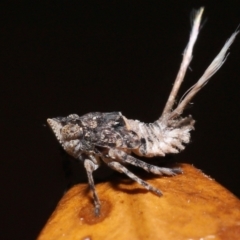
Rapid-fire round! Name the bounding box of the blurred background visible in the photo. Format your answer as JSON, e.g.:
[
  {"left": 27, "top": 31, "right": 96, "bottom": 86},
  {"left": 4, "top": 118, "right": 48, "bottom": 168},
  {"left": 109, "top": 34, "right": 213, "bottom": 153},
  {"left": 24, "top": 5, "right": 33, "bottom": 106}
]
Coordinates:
[{"left": 1, "top": 1, "right": 240, "bottom": 239}]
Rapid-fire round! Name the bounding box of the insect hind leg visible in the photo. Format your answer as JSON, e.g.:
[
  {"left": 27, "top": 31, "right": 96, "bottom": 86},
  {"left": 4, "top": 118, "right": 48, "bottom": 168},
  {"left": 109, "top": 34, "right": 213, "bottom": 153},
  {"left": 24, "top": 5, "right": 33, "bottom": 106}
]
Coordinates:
[
  {"left": 106, "top": 161, "right": 162, "bottom": 196},
  {"left": 108, "top": 149, "right": 182, "bottom": 176}
]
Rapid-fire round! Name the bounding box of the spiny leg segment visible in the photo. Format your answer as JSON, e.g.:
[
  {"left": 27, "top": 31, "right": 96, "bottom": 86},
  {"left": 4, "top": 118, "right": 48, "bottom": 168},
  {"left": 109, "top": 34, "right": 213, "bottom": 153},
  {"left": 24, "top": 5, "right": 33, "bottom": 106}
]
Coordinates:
[
  {"left": 106, "top": 161, "right": 163, "bottom": 196},
  {"left": 84, "top": 159, "right": 101, "bottom": 216},
  {"left": 108, "top": 149, "right": 182, "bottom": 176}
]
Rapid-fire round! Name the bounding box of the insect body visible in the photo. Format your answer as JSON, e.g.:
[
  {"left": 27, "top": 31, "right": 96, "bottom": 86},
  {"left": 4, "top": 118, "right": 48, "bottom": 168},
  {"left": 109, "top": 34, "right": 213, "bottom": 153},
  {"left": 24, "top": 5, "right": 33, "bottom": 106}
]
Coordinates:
[{"left": 47, "top": 8, "right": 238, "bottom": 215}]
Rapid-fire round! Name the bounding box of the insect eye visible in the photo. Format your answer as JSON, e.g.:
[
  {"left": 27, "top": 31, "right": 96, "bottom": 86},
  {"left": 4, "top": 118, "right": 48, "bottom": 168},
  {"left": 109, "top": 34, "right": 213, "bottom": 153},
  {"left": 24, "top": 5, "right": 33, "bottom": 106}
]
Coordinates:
[{"left": 61, "top": 124, "right": 82, "bottom": 140}]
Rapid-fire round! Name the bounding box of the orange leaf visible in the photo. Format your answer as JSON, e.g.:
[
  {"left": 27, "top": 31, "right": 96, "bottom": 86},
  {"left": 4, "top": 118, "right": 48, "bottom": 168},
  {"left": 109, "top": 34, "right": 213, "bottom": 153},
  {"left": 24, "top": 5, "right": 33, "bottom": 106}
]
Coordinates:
[{"left": 38, "top": 164, "right": 240, "bottom": 240}]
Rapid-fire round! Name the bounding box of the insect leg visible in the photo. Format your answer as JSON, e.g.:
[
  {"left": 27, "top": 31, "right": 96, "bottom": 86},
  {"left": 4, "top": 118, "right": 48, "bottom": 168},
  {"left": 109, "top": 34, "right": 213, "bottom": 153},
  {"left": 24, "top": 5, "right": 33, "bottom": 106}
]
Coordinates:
[
  {"left": 109, "top": 149, "right": 182, "bottom": 176},
  {"left": 106, "top": 160, "right": 162, "bottom": 196},
  {"left": 83, "top": 159, "right": 101, "bottom": 216}
]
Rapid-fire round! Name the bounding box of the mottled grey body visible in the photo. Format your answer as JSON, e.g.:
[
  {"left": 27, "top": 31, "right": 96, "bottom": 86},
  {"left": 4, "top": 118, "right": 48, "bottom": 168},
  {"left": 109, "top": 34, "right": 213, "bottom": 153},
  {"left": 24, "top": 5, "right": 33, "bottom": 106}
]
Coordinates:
[
  {"left": 47, "top": 8, "right": 238, "bottom": 215},
  {"left": 47, "top": 112, "right": 186, "bottom": 215}
]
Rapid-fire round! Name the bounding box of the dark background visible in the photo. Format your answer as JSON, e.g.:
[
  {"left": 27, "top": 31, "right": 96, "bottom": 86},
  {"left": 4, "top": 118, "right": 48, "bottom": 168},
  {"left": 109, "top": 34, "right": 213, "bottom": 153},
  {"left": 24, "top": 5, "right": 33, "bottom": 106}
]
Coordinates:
[{"left": 1, "top": 1, "right": 240, "bottom": 239}]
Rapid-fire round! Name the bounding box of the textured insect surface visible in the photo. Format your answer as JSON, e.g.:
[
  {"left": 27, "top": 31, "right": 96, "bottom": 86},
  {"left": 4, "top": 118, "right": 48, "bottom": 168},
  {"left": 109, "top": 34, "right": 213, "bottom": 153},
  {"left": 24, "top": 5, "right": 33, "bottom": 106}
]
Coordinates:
[{"left": 47, "top": 8, "right": 238, "bottom": 216}]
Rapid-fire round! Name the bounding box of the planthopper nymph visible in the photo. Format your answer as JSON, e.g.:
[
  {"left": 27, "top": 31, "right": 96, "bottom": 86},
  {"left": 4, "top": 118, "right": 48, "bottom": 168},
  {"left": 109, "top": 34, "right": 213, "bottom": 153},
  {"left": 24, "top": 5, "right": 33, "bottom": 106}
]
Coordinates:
[{"left": 47, "top": 8, "right": 238, "bottom": 215}]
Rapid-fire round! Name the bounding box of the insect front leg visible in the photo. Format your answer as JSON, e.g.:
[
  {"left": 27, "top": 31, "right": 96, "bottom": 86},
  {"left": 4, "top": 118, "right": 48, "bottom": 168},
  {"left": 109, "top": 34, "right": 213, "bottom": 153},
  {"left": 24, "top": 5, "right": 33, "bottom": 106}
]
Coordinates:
[
  {"left": 108, "top": 149, "right": 182, "bottom": 176},
  {"left": 83, "top": 157, "right": 101, "bottom": 216},
  {"left": 103, "top": 158, "right": 162, "bottom": 196}
]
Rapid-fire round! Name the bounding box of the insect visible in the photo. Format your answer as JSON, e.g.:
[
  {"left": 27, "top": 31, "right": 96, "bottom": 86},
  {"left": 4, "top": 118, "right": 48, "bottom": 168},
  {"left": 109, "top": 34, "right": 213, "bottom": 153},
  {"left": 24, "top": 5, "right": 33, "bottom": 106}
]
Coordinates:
[{"left": 47, "top": 8, "right": 238, "bottom": 215}]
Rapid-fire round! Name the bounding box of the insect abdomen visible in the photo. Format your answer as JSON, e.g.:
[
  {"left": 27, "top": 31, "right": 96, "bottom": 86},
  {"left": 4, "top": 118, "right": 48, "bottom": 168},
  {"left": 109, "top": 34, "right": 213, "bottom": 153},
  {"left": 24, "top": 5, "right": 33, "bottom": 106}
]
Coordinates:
[{"left": 125, "top": 117, "right": 195, "bottom": 157}]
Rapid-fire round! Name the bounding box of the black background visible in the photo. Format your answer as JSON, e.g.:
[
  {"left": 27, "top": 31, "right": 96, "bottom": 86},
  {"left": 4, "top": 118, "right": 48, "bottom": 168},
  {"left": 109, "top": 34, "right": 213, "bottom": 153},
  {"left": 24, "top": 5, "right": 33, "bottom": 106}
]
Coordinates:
[{"left": 1, "top": 1, "right": 240, "bottom": 239}]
